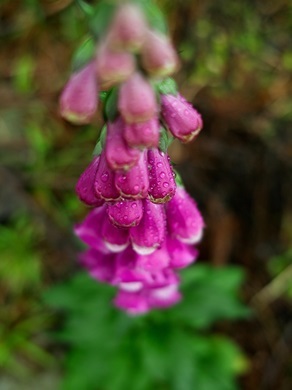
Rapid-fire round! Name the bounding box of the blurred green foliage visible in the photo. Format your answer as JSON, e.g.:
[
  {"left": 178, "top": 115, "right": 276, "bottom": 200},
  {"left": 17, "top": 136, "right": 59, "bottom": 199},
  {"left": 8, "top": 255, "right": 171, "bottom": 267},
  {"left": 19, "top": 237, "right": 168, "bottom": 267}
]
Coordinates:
[{"left": 45, "top": 265, "right": 249, "bottom": 390}]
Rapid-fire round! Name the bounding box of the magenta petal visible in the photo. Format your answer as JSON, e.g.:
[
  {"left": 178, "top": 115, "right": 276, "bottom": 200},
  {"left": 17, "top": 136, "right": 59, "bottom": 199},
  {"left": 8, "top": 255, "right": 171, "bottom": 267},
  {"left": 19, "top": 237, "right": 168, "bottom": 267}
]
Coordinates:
[
  {"left": 75, "top": 156, "right": 104, "bottom": 207},
  {"left": 118, "top": 72, "right": 157, "bottom": 123},
  {"left": 107, "top": 199, "right": 143, "bottom": 228},
  {"left": 166, "top": 237, "right": 198, "bottom": 268},
  {"left": 101, "top": 213, "right": 129, "bottom": 253},
  {"left": 123, "top": 118, "right": 160, "bottom": 149},
  {"left": 135, "top": 245, "right": 170, "bottom": 272},
  {"left": 147, "top": 149, "right": 176, "bottom": 203},
  {"left": 166, "top": 186, "right": 204, "bottom": 244},
  {"left": 115, "top": 152, "right": 149, "bottom": 199},
  {"left": 161, "top": 94, "right": 203, "bottom": 143},
  {"left": 148, "top": 284, "right": 181, "bottom": 309},
  {"left": 94, "top": 152, "right": 120, "bottom": 201},
  {"left": 79, "top": 248, "right": 116, "bottom": 283},
  {"left": 114, "top": 290, "right": 149, "bottom": 315},
  {"left": 130, "top": 199, "right": 166, "bottom": 255},
  {"left": 74, "top": 207, "right": 109, "bottom": 253},
  {"left": 60, "top": 62, "right": 97, "bottom": 125},
  {"left": 105, "top": 118, "right": 141, "bottom": 170}
]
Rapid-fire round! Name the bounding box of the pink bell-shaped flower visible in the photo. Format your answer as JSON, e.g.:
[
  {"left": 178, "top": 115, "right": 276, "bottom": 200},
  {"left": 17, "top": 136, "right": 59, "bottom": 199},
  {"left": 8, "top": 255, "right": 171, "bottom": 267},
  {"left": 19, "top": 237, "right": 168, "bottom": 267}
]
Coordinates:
[
  {"left": 166, "top": 186, "right": 204, "bottom": 244},
  {"left": 96, "top": 44, "right": 135, "bottom": 89},
  {"left": 79, "top": 248, "right": 116, "bottom": 283},
  {"left": 166, "top": 237, "right": 198, "bottom": 268},
  {"left": 101, "top": 212, "right": 129, "bottom": 253},
  {"left": 148, "top": 283, "right": 181, "bottom": 309},
  {"left": 106, "top": 3, "right": 147, "bottom": 52},
  {"left": 107, "top": 199, "right": 143, "bottom": 228},
  {"left": 75, "top": 156, "right": 104, "bottom": 207},
  {"left": 114, "top": 289, "right": 149, "bottom": 315},
  {"left": 118, "top": 72, "right": 157, "bottom": 123},
  {"left": 135, "top": 244, "right": 170, "bottom": 273},
  {"left": 105, "top": 118, "right": 141, "bottom": 170},
  {"left": 130, "top": 199, "right": 166, "bottom": 255},
  {"left": 161, "top": 93, "right": 203, "bottom": 143},
  {"left": 123, "top": 118, "right": 160, "bottom": 149},
  {"left": 60, "top": 61, "right": 98, "bottom": 125},
  {"left": 94, "top": 152, "right": 120, "bottom": 201},
  {"left": 147, "top": 148, "right": 176, "bottom": 203},
  {"left": 74, "top": 207, "right": 109, "bottom": 253},
  {"left": 141, "top": 30, "right": 179, "bottom": 77},
  {"left": 115, "top": 151, "right": 149, "bottom": 199}
]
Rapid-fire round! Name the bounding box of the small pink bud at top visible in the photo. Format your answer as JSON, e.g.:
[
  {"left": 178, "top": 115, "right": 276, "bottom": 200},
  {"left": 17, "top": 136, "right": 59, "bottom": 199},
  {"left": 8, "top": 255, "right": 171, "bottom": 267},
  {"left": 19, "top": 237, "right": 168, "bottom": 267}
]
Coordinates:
[
  {"left": 107, "top": 199, "right": 143, "bottom": 228},
  {"left": 96, "top": 44, "right": 135, "bottom": 89},
  {"left": 141, "top": 31, "right": 179, "bottom": 77},
  {"left": 101, "top": 212, "right": 129, "bottom": 253},
  {"left": 105, "top": 118, "right": 141, "bottom": 170},
  {"left": 79, "top": 248, "right": 116, "bottom": 283},
  {"left": 94, "top": 152, "right": 121, "bottom": 201},
  {"left": 118, "top": 72, "right": 157, "bottom": 123},
  {"left": 75, "top": 156, "right": 104, "bottom": 207},
  {"left": 106, "top": 4, "right": 147, "bottom": 52},
  {"left": 60, "top": 61, "right": 98, "bottom": 125},
  {"left": 166, "top": 186, "right": 204, "bottom": 244},
  {"left": 74, "top": 207, "right": 109, "bottom": 253},
  {"left": 147, "top": 149, "right": 176, "bottom": 203},
  {"left": 166, "top": 237, "right": 198, "bottom": 269},
  {"left": 161, "top": 93, "right": 203, "bottom": 143},
  {"left": 130, "top": 199, "right": 166, "bottom": 255},
  {"left": 123, "top": 118, "right": 160, "bottom": 149},
  {"left": 115, "top": 151, "right": 149, "bottom": 199}
]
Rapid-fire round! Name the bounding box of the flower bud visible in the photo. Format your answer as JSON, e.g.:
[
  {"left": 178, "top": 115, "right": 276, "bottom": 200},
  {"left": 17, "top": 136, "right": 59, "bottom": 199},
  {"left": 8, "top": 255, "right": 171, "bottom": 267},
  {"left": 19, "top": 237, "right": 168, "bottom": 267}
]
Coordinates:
[
  {"left": 101, "top": 212, "right": 129, "bottom": 253},
  {"left": 141, "top": 31, "right": 179, "bottom": 77},
  {"left": 96, "top": 44, "right": 135, "bottom": 89},
  {"left": 118, "top": 72, "right": 157, "bottom": 123},
  {"left": 161, "top": 93, "right": 203, "bottom": 143},
  {"left": 130, "top": 199, "right": 166, "bottom": 255},
  {"left": 94, "top": 152, "right": 120, "bottom": 201},
  {"left": 105, "top": 118, "right": 141, "bottom": 170},
  {"left": 115, "top": 151, "right": 149, "bottom": 199},
  {"left": 60, "top": 61, "right": 98, "bottom": 125},
  {"left": 123, "top": 118, "right": 160, "bottom": 149},
  {"left": 107, "top": 3, "right": 147, "bottom": 52},
  {"left": 166, "top": 237, "right": 198, "bottom": 268},
  {"left": 166, "top": 186, "right": 204, "bottom": 244},
  {"left": 107, "top": 199, "right": 143, "bottom": 228},
  {"left": 147, "top": 149, "right": 176, "bottom": 203},
  {"left": 75, "top": 156, "right": 104, "bottom": 207}
]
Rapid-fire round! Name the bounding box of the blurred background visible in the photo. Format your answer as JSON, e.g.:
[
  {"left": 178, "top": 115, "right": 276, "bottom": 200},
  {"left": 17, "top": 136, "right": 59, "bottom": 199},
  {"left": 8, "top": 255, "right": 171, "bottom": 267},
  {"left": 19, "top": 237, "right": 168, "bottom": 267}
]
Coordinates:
[{"left": 0, "top": 0, "right": 291, "bottom": 389}]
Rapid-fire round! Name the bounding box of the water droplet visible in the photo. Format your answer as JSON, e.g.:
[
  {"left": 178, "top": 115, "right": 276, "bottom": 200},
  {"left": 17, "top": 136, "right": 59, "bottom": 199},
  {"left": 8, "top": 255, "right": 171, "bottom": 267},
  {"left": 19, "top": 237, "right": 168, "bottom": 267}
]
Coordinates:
[
  {"left": 159, "top": 172, "right": 166, "bottom": 179},
  {"left": 157, "top": 162, "right": 163, "bottom": 168},
  {"left": 134, "top": 185, "right": 139, "bottom": 191},
  {"left": 101, "top": 173, "right": 109, "bottom": 182},
  {"left": 131, "top": 203, "right": 137, "bottom": 208},
  {"left": 163, "top": 182, "right": 169, "bottom": 188}
]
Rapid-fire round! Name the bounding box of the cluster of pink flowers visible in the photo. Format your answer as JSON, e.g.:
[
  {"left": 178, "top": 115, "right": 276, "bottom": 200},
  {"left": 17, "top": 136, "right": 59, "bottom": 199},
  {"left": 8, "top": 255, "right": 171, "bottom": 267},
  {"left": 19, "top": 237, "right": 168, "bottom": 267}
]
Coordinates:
[{"left": 60, "top": 2, "right": 204, "bottom": 315}]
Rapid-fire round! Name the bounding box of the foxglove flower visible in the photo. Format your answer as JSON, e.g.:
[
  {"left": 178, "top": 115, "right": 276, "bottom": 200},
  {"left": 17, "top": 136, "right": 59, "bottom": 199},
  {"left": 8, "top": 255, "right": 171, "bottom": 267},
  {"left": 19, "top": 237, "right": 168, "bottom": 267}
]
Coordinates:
[
  {"left": 60, "top": 62, "right": 97, "bottom": 125},
  {"left": 141, "top": 31, "right": 179, "bottom": 77},
  {"left": 105, "top": 118, "right": 141, "bottom": 170},
  {"left": 130, "top": 199, "right": 166, "bottom": 255},
  {"left": 166, "top": 237, "right": 199, "bottom": 268},
  {"left": 80, "top": 248, "right": 116, "bottom": 283},
  {"left": 115, "top": 152, "right": 149, "bottom": 199},
  {"left": 94, "top": 152, "right": 120, "bottom": 201},
  {"left": 75, "top": 156, "right": 104, "bottom": 207},
  {"left": 107, "top": 199, "right": 143, "bottom": 228},
  {"left": 161, "top": 93, "right": 203, "bottom": 142},
  {"left": 74, "top": 207, "right": 109, "bottom": 253},
  {"left": 114, "top": 290, "right": 149, "bottom": 315},
  {"left": 147, "top": 148, "right": 176, "bottom": 203},
  {"left": 96, "top": 44, "right": 135, "bottom": 89},
  {"left": 118, "top": 72, "right": 157, "bottom": 123},
  {"left": 101, "top": 211, "right": 129, "bottom": 253},
  {"left": 166, "top": 186, "right": 204, "bottom": 244},
  {"left": 123, "top": 118, "right": 160, "bottom": 149},
  {"left": 107, "top": 3, "right": 147, "bottom": 52}
]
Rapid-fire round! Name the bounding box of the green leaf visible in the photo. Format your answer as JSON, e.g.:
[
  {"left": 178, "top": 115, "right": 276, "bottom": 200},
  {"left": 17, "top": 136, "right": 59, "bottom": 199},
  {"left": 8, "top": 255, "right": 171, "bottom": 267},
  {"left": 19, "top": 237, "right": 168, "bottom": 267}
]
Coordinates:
[
  {"left": 157, "top": 77, "right": 178, "bottom": 96},
  {"left": 140, "top": 1, "right": 167, "bottom": 34},
  {"left": 89, "top": 1, "right": 116, "bottom": 39},
  {"left": 104, "top": 87, "right": 119, "bottom": 122},
  {"left": 71, "top": 37, "right": 95, "bottom": 72},
  {"left": 159, "top": 127, "right": 174, "bottom": 152}
]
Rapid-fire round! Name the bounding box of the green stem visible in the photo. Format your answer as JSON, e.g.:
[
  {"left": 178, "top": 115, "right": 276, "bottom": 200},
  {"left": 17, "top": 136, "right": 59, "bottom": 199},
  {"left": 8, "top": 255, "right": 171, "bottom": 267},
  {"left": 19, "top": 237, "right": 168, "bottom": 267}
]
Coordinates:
[{"left": 75, "top": 0, "right": 94, "bottom": 16}]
